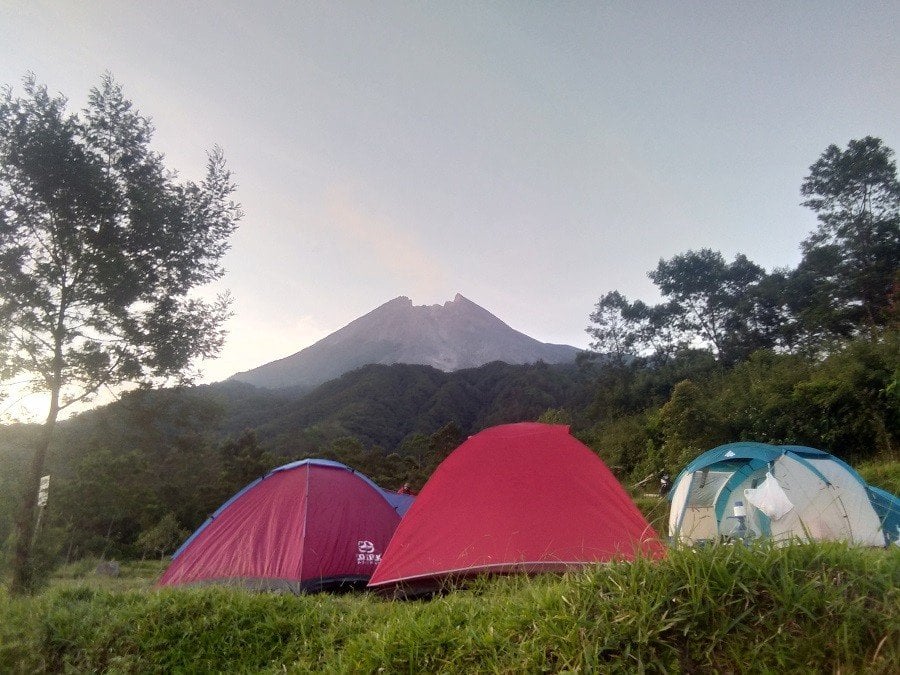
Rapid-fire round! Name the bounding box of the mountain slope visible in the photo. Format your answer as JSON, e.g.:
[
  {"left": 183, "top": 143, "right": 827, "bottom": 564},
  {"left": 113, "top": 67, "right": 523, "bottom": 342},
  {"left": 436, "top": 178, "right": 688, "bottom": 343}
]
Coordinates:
[
  {"left": 247, "top": 360, "right": 594, "bottom": 452},
  {"left": 230, "top": 294, "right": 580, "bottom": 389}
]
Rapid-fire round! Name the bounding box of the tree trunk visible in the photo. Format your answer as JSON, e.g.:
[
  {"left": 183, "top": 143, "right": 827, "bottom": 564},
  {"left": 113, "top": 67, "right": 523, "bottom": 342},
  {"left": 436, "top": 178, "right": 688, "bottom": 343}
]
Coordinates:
[{"left": 9, "top": 385, "right": 60, "bottom": 594}]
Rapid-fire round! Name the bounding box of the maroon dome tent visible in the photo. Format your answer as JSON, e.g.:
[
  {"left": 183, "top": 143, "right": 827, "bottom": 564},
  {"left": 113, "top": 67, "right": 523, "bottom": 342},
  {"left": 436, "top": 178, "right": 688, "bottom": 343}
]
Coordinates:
[
  {"left": 368, "top": 423, "right": 664, "bottom": 593},
  {"left": 159, "top": 459, "right": 413, "bottom": 592}
]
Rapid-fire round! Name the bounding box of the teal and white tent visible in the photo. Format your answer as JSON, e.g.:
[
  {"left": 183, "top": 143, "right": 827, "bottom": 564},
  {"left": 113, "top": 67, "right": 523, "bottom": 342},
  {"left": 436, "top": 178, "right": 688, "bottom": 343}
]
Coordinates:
[{"left": 668, "top": 442, "right": 891, "bottom": 547}]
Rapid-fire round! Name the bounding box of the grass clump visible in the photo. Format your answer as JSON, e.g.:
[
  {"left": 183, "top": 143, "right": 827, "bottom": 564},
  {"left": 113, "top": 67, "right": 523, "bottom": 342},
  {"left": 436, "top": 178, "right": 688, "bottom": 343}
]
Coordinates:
[
  {"left": 857, "top": 459, "right": 900, "bottom": 495},
  {"left": 1, "top": 542, "right": 897, "bottom": 673},
  {"left": 631, "top": 494, "right": 670, "bottom": 534}
]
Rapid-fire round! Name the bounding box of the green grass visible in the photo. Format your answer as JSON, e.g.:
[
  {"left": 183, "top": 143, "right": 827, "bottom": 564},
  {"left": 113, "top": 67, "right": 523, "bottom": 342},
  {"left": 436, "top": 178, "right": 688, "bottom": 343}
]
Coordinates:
[
  {"left": 632, "top": 494, "right": 670, "bottom": 535},
  {"left": 2, "top": 543, "right": 897, "bottom": 673},
  {"left": 857, "top": 459, "right": 900, "bottom": 495},
  {"left": 45, "top": 557, "right": 168, "bottom": 590}
]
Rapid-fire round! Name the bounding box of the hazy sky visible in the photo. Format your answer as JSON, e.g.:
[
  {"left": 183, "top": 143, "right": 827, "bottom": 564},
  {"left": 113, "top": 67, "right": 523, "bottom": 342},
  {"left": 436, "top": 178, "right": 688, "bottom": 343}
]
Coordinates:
[{"left": 2, "top": 1, "right": 898, "bottom": 398}]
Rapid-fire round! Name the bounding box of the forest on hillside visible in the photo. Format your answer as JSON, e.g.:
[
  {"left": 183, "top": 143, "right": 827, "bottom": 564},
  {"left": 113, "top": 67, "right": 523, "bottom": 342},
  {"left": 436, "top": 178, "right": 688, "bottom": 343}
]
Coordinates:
[{"left": 1, "top": 136, "right": 898, "bottom": 575}]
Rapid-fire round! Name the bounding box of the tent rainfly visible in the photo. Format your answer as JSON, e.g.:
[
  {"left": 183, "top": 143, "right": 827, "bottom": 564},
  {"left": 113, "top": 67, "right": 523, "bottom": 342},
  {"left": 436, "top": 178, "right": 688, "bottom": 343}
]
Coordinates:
[
  {"left": 668, "top": 442, "right": 890, "bottom": 547},
  {"left": 158, "top": 459, "right": 414, "bottom": 592},
  {"left": 866, "top": 484, "right": 900, "bottom": 545},
  {"left": 368, "top": 423, "right": 665, "bottom": 594}
]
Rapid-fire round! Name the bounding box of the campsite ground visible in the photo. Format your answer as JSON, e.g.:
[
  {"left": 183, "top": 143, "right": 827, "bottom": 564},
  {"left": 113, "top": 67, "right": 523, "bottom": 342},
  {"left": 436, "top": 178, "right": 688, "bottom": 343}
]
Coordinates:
[{"left": 2, "top": 542, "right": 897, "bottom": 673}]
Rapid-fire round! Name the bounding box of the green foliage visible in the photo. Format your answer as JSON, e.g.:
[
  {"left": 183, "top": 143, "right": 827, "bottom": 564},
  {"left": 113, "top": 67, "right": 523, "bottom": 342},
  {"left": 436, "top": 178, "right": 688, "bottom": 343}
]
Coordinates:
[
  {"left": 1, "top": 544, "right": 896, "bottom": 673},
  {"left": 716, "top": 350, "right": 815, "bottom": 443},
  {"left": 537, "top": 407, "right": 572, "bottom": 425},
  {"left": 798, "top": 136, "right": 899, "bottom": 337},
  {"left": 581, "top": 137, "right": 899, "bottom": 481},
  {"left": 654, "top": 379, "right": 728, "bottom": 474},
  {"left": 631, "top": 495, "right": 670, "bottom": 534},
  {"left": 301, "top": 422, "right": 465, "bottom": 493},
  {"left": 589, "top": 350, "right": 720, "bottom": 423},
  {"left": 0, "top": 389, "right": 282, "bottom": 562},
  {"left": 217, "top": 430, "right": 276, "bottom": 496},
  {"left": 135, "top": 514, "right": 188, "bottom": 560},
  {"left": 585, "top": 337, "right": 898, "bottom": 481},
  {"left": 588, "top": 252, "right": 795, "bottom": 365},
  {"left": 857, "top": 460, "right": 900, "bottom": 495},
  {"left": 789, "top": 336, "right": 899, "bottom": 459},
  {"left": 248, "top": 361, "right": 593, "bottom": 452},
  {"left": 587, "top": 291, "right": 648, "bottom": 362},
  {"left": 0, "top": 74, "right": 240, "bottom": 403},
  {"left": 0, "top": 424, "right": 35, "bottom": 562},
  {"left": 582, "top": 414, "right": 652, "bottom": 477},
  {"left": 3, "top": 339, "right": 896, "bottom": 567},
  {"left": 649, "top": 249, "right": 768, "bottom": 360}
]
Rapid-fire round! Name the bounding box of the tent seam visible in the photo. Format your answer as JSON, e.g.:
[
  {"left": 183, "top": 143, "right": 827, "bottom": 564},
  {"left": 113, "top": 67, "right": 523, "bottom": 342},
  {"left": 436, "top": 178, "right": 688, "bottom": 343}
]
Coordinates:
[{"left": 298, "top": 466, "right": 310, "bottom": 581}]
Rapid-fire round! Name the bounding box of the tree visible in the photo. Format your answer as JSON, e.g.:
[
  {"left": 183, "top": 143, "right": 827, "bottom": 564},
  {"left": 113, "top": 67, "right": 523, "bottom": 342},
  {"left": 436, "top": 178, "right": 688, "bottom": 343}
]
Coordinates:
[
  {"left": 586, "top": 291, "right": 641, "bottom": 363},
  {"left": 588, "top": 250, "right": 772, "bottom": 366},
  {"left": 722, "top": 269, "right": 800, "bottom": 358},
  {"left": 54, "top": 445, "right": 152, "bottom": 558},
  {"left": 654, "top": 379, "right": 726, "bottom": 474},
  {"left": 218, "top": 430, "right": 273, "bottom": 495},
  {"left": 586, "top": 292, "right": 685, "bottom": 363},
  {"left": 797, "top": 136, "right": 899, "bottom": 337},
  {"left": 0, "top": 75, "right": 241, "bottom": 591},
  {"left": 135, "top": 512, "right": 188, "bottom": 560},
  {"left": 537, "top": 408, "right": 572, "bottom": 425},
  {"left": 648, "top": 249, "right": 766, "bottom": 362}
]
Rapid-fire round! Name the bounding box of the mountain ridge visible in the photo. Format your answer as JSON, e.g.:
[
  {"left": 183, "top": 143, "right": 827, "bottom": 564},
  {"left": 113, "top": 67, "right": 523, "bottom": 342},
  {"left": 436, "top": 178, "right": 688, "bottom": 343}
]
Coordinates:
[{"left": 230, "top": 294, "right": 580, "bottom": 389}]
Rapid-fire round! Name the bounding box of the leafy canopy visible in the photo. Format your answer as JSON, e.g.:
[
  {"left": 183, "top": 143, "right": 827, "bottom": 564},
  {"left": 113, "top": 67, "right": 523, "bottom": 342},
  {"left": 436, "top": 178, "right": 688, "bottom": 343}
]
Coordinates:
[
  {"left": 797, "top": 136, "right": 899, "bottom": 335},
  {"left": 0, "top": 74, "right": 242, "bottom": 410}
]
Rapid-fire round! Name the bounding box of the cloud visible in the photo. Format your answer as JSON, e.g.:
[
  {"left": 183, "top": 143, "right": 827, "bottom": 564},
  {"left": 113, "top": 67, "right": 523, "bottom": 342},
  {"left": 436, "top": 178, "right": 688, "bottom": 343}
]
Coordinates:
[{"left": 324, "top": 186, "right": 448, "bottom": 294}]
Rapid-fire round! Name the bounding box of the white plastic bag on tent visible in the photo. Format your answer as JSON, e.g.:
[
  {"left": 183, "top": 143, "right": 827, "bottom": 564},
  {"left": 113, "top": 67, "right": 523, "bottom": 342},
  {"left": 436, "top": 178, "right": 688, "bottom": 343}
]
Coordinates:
[{"left": 744, "top": 473, "right": 794, "bottom": 520}]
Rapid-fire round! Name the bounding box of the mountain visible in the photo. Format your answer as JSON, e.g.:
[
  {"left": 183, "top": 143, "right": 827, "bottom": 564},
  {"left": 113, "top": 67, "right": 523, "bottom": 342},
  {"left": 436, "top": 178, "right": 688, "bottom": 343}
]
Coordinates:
[{"left": 230, "top": 294, "right": 581, "bottom": 389}]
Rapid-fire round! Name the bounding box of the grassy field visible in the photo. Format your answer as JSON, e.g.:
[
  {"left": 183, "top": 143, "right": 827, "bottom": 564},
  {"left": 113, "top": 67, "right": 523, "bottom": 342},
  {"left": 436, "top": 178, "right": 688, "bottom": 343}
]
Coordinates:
[{"left": 2, "top": 543, "right": 898, "bottom": 673}]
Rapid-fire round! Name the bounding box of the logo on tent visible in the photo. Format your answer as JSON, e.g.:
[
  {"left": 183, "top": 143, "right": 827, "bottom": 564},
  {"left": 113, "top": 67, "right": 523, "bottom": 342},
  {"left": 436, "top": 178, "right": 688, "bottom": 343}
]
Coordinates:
[{"left": 357, "top": 540, "right": 381, "bottom": 564}]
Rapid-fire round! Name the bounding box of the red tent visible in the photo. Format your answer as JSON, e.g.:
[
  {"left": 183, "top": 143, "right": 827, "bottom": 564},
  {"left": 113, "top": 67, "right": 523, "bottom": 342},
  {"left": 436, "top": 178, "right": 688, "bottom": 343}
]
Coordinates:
[
  {"left": 159, "top": 459, "right": 412, "bottom": 592},
  {"left": 368, "top": 423, "right": 665, "bottom": 592}
]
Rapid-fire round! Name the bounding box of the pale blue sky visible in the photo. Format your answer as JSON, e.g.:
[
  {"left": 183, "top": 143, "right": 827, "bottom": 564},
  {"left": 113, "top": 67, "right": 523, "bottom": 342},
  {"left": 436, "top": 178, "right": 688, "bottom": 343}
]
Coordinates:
[{"left": 2, "top": 1, "right": 898, "bottom": 396}]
